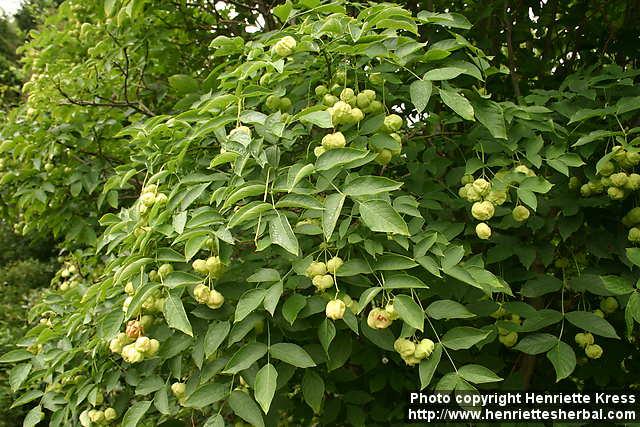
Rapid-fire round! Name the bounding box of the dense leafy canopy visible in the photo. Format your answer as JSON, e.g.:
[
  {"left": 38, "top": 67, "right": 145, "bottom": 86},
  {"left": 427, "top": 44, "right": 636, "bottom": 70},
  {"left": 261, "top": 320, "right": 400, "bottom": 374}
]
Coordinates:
[{"left": 1, "top": 0, "right": 640, "bottom": 426}]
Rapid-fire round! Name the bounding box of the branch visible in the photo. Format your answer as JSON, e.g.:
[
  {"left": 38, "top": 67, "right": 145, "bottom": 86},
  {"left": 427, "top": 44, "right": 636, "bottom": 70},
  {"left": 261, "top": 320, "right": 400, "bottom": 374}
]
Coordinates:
[
  {"left": 91, "top": 127, "right": 116, "bottom": 168},
  {"left": 221, "top": 0, "right": 261, "bottom": 13},
  {"left": 541, "top": 0, "right": 558, "bottom": 65},
  {"left": 55, "top": 139, "right": 119, "bottom": 163},
  {"left": 137, "top": 40, "right": 150, "bottom": 98},
  {"left": 55, "top": 81, "right": 155, "bottom": 117},
  {"left": 321, "top": 48, "right": 333, "bottom": 82},
  {"left": 255, "top": 0, "right": 276, "bottom": 31},
  {"left": 106, "top": 31, "right": 138, "bottom": 105},
  {"left": 122, "top": 46, "right": 130, "bottom": 104}
]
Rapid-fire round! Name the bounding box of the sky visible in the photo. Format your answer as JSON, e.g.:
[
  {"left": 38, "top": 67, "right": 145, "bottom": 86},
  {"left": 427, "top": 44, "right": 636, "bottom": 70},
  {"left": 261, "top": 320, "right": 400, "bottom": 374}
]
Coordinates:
[{"left": 0, "top": 0, "right": 23, "bottom": 16}]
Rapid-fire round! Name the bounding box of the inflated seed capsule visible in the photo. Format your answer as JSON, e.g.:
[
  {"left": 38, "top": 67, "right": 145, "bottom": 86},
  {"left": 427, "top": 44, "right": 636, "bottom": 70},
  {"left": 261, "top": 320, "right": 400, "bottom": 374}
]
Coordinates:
[
  {"left": 378, "top": 149, "right": 394, "bottom": 164},
  {"left": 356, "top": 92, "right": 371, "bottom": 109},
  {"left": 171, "top": 382, "right": 186, "bottom": 397},
  {"left": 460, "top": 174, "right": 474, "bottom": 185},
  {"left": 192, "top": 259, "right": 208, "bottom": 274},
  {"left": 393, "top": 338, "right": 415, "bottom": 357},
  {"left": 350, "top": 107, "right": 364, "bottom": 123},
  {"left": 365, "top": 100, "right": 384, "bottom": 114},
  {"left": 367, "top": 307, "right": 393, "bottom": 329},
  {"left": 512, "top": 205, "right": 530, "bottom": 222},
  {"left": 265, "top": 95, "right": 280, "bottom": 111},
  {"left": 626, "top": 151, "right": 640, "bottom": 166},
  {"left": 321, "top": 132, "right": 346, "bottom": 150},
  {"left": 140, "top": 192, "right": 156, "bottom": 207},
  {"left": 600, "top": 296, "right": 618, "bottom": 314},
  {"left": 340, "top": 88, "right": 356, "bottom": 105},
  {"left": 471, "top": 201, "right": 495, "bottom": 221},
  {"left": 575, "top": 332, "right": 594, "bottom": 348},
  {"left": 499, "top": 331, "right": 518, "bottom": 347},
  {"left": 612, "top": 146, "right": 626, "bottom": 162},
  {"left": 207, "top": 290, "right": 224, "bottom": 309},
  {"left": 413, "top": 339, "right": 435, "bottom": 359},
  {"left": 323, "top": 94, "right": 338, "bottom": 107},
  {"left": 472, "top": 178, "right": 491, "bottom": 196},
  {"left": 88, "top": 410, "right": 105, "bottom": 423},
  {"left": 305, "top": 261, "right": 327, "bottom": 277},
  {"left": 158, "top": 263, "right": 173, "bottom": 279},
  {"left": 623, "top": 208, "right": 640, "bottom": 226},
  {"left": 312, "top": 274, "right": 333, "bottom": 290},
  {"left": 326, "top": 257, "right": 343, "bottom": 274},
  {"left": 272, "top": 35, "right": 297, "bottom": 57},
  {"left": 599, "top": 161, "right": 615, "bottom": 177},
  {"left": 315, "top": 85, "right": 328, "bottom": 97},
  {"left": 590, "top": 180, "right": 604, "bottom": 193},
  {"left": 610, "top": 172, "right": 628, "bottom": 187},
  {"left": 279, "top": 97, "right": 292, "bottom": 111},
  {"left": 385, "top": 302, "right": 399, "bottom": 320},
  {"left": 475, "top": 222, "right": 491, "bottom": 240},
  {"left": 608, "top": 186, "right": 625, "bottom": 200},
  {"left": 626, "top": 173, "right": 640, "bottom": 191},
  {"left": 485, "top": 190, "right": 507, "bottom": 206},
  {"left": 464, "top": 184, "right": 482, "bottom": 202},
  {"left": 193, "top": 284, "right": 210, "bottom": 302},
  {"left": 329, "top": 83, "right": 342, "bottom": 95},
  {"left": 361, "top": 89, "right": 376, "bottom": 101},
  {"left": 580, "top": 184, "right": 592, "bottom": 197},
  {"left": 329, "top": 101, "right": 352, "bottom": 125},
  {"left": 325, "top": 299, "right": 346, "bottom": 320},
  {"left": 514, "top": 165, "right": 535, "bottom": 176},
  {"left": 383, "top": 114, "right": 403, "bottom": 132},
  {"left": 155, "top": 193, "right": 168, "bottom": 204},
  {"left": 121, "top": 344, "right": 144, "bottom": 363},
  {"left": 585, "top": 344, "right": 603, "bottom": 359},
  {"left": 458, "top": 186, "right": 469, "bottom": 199},
  {"left": 104, "top": 408, "right": 117, "bottom": 421},
  {"left": 259, "top": 72, "right": 272, "bottom": 86}
]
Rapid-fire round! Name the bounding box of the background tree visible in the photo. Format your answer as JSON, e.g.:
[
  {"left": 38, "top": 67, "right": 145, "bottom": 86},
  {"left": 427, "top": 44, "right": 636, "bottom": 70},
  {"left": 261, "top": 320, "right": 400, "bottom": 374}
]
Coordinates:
[
  {"left": 401, "top": 0, "right": 640, "bottom": 96},
  {"left": 0, "top": 11, "right": 21, "bottom": 108},
  {"left": 0, "top": 4, "right": 63, "bottom": 425}
]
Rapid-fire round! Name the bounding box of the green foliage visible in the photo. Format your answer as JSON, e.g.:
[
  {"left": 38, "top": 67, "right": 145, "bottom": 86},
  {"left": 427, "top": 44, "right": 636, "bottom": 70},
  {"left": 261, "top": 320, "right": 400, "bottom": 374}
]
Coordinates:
[
  {"left": 14, "top": 0, "right": 65, "bottom": 33},
  {"left": 0, "top": 14, "right": 21, "bottom": 109},
  {"left": 0, "top": 232, "right": 55, "bottom": 426},
  {"left": 0, "top": 0, "right": 639, "bottom": 426}
]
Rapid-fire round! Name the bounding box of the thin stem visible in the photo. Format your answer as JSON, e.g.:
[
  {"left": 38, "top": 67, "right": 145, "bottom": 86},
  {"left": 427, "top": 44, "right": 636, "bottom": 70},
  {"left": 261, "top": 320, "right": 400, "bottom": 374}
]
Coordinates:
[
  {"left": 425, "top": 315, "right": 458, "bottom": 374},
  {"left": 558, "top": 268, "right": 566, "bottom": 342}
]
